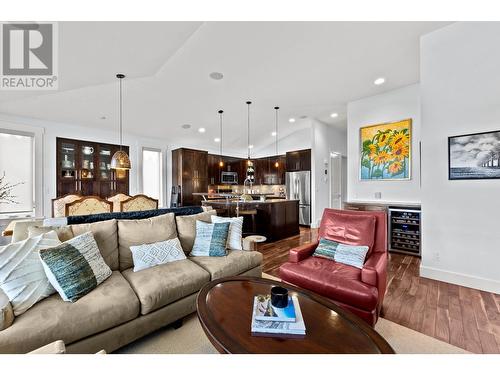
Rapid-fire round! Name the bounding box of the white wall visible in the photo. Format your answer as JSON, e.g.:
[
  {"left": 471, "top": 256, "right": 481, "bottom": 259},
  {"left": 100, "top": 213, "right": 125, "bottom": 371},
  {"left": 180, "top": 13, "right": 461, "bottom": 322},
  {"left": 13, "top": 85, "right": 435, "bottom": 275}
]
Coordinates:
[
  {"left": 347, "top": 84, "right": 421, "bottom": 203},
  {"left": 0, "top": 114, "right": 171, "bottom": 218},
  {"left": 253, "top": 124, "right": 312, "bottom": 158},
  {"left": 311, "top": 119, "right": 347, "bottom": 227},
  {"left": 420, "top": 22, "right": 500, "bottom": 293}
]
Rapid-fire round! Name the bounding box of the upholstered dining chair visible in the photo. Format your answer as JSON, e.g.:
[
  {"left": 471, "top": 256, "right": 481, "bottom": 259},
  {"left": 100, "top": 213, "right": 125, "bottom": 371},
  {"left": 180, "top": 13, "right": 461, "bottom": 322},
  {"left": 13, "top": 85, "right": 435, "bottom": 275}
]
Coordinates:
[
  {"left": 120, "top": 194, "right": 159, "bottom": 212},
  {"left": 107, "top": 193, "right": 131, "bottom": 212},
  {"left": 65, "top": 196, "right": 112, "bottom": 217},
  {"left": 51, "top": 194, "right": 82, "bottom": 218}
]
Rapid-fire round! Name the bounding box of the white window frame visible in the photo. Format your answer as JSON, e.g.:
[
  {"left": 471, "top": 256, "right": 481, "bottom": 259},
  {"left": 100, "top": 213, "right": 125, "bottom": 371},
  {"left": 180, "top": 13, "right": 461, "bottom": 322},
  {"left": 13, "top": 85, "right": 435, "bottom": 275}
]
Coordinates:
[{"left": 0, "top": 122, "right": 44, "bottom": 219}]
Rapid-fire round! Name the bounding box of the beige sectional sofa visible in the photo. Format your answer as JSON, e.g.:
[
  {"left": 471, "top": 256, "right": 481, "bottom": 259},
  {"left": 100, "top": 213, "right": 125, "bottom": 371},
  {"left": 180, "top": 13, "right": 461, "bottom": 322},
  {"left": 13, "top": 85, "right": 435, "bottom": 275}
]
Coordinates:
[{"left": 0, "top": 211, "right": 262, "bottom": 354}]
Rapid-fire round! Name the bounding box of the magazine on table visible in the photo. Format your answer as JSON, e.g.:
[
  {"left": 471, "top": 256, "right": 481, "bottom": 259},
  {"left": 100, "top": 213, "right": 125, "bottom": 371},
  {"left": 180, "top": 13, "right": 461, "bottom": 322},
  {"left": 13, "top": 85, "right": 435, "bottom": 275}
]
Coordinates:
[
  {"left": 253, "top": 294, "right": 296, "bottom": 322},
  {"left": 251, "top": 295, "right": 306, "bottom": 335}
]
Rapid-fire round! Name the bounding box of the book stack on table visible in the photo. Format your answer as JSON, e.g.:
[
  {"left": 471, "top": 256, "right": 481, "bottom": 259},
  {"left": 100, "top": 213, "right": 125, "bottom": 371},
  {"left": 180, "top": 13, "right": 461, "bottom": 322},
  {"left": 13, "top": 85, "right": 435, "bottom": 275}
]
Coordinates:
[{"left": 251, "top": 294, "right": 306, "bottom": 336}]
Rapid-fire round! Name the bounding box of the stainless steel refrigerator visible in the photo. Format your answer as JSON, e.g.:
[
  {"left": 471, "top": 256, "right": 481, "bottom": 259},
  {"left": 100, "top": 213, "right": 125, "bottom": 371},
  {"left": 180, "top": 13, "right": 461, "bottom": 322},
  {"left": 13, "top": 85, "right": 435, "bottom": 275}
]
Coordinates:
[{"left": 286, "top": 171, "right": 311, "bottom": 225}]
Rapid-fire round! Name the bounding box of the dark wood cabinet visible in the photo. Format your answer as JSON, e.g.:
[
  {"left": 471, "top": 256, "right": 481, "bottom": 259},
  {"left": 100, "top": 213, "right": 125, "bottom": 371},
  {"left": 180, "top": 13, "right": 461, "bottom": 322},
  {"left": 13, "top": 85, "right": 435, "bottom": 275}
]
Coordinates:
[
  {"left": 56, "top": 137, "right": 129, "bottom": 198},
  {"left": 286, "top": 149, "right": 311, "bottom": 171},
  {"left": 208, "top": 154, "right": 221, "bottom": 185},
  {"left": 172, "top": 148, "right": 208, "bottom": 206}
]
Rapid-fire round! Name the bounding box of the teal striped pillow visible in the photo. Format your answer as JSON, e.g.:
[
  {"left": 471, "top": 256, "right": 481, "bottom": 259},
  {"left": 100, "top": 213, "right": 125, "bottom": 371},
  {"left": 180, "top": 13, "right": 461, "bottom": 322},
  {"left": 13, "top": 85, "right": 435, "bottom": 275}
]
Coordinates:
[
  {"left": 39, "top": 232, "right": 112, "bottom": 302},
  {"left": 190, "top": 221, "right": 230, "bottom": 257},
  {"left": 313, "top": 238, "right": 341, "bottom": 260}
]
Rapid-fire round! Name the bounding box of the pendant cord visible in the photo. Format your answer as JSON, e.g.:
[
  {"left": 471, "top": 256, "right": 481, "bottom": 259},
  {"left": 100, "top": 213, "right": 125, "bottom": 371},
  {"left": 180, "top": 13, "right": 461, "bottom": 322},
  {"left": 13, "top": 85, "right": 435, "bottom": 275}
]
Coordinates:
[
  {"left": 246, "top": 101, "right": 251, "bottom": 160},
  {"left": 219, "top": 110, "right": 223, "bottom": 162},
  {"left": 275, "top": 106, "right": 279, "bottom": 155},
  {"left": 119, "top": 77, "right": 123, "bottom": 150}
]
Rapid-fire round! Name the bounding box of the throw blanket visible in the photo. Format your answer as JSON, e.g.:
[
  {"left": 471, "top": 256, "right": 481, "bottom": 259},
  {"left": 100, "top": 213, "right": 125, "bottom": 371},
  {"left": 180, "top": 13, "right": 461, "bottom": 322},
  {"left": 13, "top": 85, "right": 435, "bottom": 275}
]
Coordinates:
[{"left": 65, "top": 207, "right": 203, "bottom": 225}]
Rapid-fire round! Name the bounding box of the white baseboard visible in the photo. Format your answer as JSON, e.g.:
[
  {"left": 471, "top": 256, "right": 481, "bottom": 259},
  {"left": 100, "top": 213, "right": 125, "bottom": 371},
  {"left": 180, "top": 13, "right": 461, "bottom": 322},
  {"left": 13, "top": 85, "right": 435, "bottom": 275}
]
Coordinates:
[{"left": 420, "top": 265, "right": 500, "bottom": 294}]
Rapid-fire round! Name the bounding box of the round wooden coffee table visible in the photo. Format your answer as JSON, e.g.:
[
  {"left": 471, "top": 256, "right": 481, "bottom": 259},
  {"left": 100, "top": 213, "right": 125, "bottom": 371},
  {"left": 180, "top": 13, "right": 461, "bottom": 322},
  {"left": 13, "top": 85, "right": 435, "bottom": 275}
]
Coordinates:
[{"left": 196, "top": 276, "right": 394, "bottom": 354}]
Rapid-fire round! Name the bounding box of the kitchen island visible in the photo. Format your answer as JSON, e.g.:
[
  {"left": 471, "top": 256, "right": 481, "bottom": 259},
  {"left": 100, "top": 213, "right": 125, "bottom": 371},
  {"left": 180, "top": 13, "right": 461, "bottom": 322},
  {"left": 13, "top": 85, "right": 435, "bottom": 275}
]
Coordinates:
[{"left": 202, "top": 199, "right": 299, "bottom": 242}]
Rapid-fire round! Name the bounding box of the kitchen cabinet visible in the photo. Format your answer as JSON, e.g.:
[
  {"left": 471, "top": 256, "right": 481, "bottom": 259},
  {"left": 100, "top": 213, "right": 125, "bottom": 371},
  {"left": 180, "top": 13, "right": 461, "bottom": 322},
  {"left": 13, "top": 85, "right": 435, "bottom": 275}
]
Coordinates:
[
  {"left": 286, "top": 149, "right": 311, "bottom": 172},
  {"left": 172, "top": 148, "right": 208, "bottom": 206},
  {"left": 208, "top": 154, "right": 221, "bottom": 185},
  {"left": 56, "top": 137, "right": 129, "bottom": 198}
]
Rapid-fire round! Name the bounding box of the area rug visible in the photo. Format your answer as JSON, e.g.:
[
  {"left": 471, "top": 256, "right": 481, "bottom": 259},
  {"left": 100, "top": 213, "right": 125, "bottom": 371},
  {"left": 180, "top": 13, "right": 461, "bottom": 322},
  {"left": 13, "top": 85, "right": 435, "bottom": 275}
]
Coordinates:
[{"left": 116, "top": 273, "right": 469, "bottom": 354}]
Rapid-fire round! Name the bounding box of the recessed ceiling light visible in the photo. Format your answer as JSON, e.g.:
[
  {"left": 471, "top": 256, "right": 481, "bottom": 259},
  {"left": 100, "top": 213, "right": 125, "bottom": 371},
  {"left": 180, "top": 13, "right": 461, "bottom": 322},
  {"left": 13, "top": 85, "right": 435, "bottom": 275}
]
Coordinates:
[
  {"left": 288, "top": 118, "right": 296, "bottom": 123},
  {"left": 198, "top": 128, "right": 206, "bottom": 133},
  {"left": 271, "top": 131, "right": 277, "bottom": 136},
  {"left": 181, "top": 124, "right": 191, "bottom": 129},
  {"left": 248, "top": 144, "right": 254, "bottom": 149},
  {"left": 214, "top": 137, "right": 220, "bottom": 142},
  {"left": 374, "top": 77, "right": 385, "bottom": 85},
  {"left": 209, "top": 72, "right": 224, "bottom": 80},
  {"left": 330, "top": 113, "right": 338, "bottom": 118}
]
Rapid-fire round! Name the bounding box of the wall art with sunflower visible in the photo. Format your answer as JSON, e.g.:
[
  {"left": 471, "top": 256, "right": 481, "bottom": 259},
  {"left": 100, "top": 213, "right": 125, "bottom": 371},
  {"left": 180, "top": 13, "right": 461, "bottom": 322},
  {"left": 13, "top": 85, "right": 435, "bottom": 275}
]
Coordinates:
[{"left": 360, "top": 119, "right": 412, "bottom": 180}]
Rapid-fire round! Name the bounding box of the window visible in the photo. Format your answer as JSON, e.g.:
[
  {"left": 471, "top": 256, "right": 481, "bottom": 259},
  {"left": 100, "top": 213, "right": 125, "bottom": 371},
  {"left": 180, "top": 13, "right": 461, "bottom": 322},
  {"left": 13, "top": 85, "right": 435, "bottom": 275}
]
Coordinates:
[
  {"left": 0, "top": 130, "right": 35, "bottom": 215},
  {"left": 142, "top": 148, "right": 162, "bottom": 206}
]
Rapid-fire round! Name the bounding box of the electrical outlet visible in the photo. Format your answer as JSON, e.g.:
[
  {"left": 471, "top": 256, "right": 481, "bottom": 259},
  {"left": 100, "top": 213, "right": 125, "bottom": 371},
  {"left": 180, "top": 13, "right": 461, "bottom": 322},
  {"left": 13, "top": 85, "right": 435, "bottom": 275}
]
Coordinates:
[
  {"left": 374, "top": 192, "right": 382, "bottom": 199},
  {"left": 433, "top": 252, "right": 440, "bottom": 262}
]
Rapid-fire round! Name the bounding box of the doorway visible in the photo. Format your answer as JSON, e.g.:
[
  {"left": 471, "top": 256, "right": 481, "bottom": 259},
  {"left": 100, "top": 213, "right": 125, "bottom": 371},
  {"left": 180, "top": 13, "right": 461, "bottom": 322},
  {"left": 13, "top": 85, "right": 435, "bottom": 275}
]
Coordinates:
[{"left": 329, "top": 152, "right": 345, "bottom": 209}]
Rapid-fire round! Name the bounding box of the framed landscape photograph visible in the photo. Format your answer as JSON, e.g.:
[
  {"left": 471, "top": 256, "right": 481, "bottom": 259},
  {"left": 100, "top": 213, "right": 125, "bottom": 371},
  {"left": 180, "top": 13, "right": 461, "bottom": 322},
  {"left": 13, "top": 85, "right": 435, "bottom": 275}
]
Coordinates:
[
  {"left": 448, "top": 130, "right": 500, "bottom": 180},
  {"left": 360, "top": 119, "right": 412, "bottom": 180}
]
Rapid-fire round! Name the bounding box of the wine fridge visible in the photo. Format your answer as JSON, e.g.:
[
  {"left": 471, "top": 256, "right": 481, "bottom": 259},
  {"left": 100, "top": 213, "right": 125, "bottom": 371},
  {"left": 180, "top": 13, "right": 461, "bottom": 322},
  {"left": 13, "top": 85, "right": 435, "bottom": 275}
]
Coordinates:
[{"left": 388, "top": 206, "right": 421, "bottom": 256}]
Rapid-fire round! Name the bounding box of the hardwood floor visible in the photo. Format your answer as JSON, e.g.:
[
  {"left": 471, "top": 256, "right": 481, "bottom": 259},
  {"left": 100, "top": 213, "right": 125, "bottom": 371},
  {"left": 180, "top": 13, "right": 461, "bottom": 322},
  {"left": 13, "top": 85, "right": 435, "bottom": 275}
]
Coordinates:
[{"left": 257, "top": 227, "right": 500, "bottom": 354}]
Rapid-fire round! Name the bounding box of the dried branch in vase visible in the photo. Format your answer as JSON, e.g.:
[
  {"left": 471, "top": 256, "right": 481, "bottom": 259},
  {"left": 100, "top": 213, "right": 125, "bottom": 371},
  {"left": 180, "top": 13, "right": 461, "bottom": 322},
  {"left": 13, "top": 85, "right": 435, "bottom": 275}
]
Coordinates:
[{"left": 0, "top": 172, "right": 25, "bottom": 205}]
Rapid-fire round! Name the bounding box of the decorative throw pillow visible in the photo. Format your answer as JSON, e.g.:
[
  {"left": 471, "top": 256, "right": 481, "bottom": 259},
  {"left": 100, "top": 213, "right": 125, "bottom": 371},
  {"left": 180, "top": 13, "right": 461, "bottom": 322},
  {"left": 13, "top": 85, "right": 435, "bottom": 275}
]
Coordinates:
[
  {"left": 333, "top": 243, "right": 370, "bottom": 269},
  {"left": 0, "top": 231, "right": 61, "bottom": 316},
  {"left": 211, "top": 215, "right": 243, "bottom": 250},
  {"left": 190, "top": 221, "right": 230, "bottom": 257},
  {"left": 28, "top": 225, "right": 74, "bottom": 242},
  {"left": 39, "top": 232, "right": 112, "bottom": 302},
  {"left": 312, "top": 238, "right": 341, "bottom": 260},
  {"left": 130, "top": 237, "right": 186, "bottom": 272},
  {"left": 175, "top": 210, "right": 217, "bottom": 253}
]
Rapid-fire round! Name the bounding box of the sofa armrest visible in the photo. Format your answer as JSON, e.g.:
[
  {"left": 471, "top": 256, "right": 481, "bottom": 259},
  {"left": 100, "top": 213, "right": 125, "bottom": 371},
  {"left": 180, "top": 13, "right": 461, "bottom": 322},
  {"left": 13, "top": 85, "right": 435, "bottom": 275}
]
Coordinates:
[
  {"left": 0, "top": 289, "right": 14, "bottom": 331},
  {"left": 289, "top": 240, "right": 319, "bottom": 263},
  {"left": 361, "top": 251, "right": 388, "bottom": 292}
]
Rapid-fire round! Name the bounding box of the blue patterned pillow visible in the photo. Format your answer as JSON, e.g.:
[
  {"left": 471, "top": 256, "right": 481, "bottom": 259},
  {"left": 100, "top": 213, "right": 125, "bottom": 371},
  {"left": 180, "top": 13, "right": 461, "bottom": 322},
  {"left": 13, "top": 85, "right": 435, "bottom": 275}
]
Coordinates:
[
  {"left": 39, "top": 232, "right": 112, "bottom": 302},
  {"left": 333, "top": 243, "right": 369, "bottom": 269},
  {"left": 190, "top": 221, "right": 230, "bottom": 257},
  {"left": 312, "top": 238, "right": 341, "bottom": 260}
]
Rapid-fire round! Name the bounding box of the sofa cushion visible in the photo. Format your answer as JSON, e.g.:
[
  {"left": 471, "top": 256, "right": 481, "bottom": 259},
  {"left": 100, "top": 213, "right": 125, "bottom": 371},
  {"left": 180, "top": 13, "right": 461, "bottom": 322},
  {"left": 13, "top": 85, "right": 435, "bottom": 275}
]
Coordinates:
[
  {"left": 11, "top": 219, "right": 44, "bottom": 243},
  {"left": 117, "top": 213, "right": 178, "bottom": 271},
  {"left": 70, "top": 219, "right": 119, "bottom": 271},
  {"left": 318, "top": 211, "right": 376, "bottom": 256},
  {"left": 189, "top": 250, "right": 263, "bottom": 280},
  {"left": 122, "top": 259, "right": 210, "bottom": 315},
  {"left": 175, "top": 210, "right": 217, "bottom": 254},
  {"left": 190, "top": 221, "right": 230, "bottom": 257},
  {"left": 0, "top": 271, "right": 139, "bottom": 354},
  {"left": 279, "top": 257, "right": 378, "bottom": 312}
]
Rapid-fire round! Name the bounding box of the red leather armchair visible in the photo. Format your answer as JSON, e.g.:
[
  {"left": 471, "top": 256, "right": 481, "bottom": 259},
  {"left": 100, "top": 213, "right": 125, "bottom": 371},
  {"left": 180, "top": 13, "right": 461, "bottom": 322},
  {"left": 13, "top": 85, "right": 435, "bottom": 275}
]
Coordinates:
[{"left": 279, "top": 208, "right": 388, "bottom": 326}]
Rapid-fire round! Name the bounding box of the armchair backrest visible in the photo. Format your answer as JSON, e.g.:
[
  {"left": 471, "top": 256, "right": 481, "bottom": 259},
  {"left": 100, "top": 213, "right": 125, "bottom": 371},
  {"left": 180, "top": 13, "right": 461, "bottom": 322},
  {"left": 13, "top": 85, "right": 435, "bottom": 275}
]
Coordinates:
[
  {"left": 120, "top": 194, "right": 159, "bottom": 212},
  {"left": 65, "top": 196, "right": 112, "bottom": 217},
  {"left": 319, "top": 208, "right": 387, "bottom": 254}
]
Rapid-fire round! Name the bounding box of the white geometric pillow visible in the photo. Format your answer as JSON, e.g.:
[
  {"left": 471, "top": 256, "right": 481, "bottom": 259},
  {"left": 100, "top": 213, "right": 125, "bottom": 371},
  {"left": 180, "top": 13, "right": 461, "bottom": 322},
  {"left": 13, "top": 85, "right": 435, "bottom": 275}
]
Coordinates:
[
  {"left": 0, "top": 231, "right": 61, "bottom": 316},
  {"left": 211, "top": 215, "right": 243, "bottom": 250},
  {"left": 130, "top": 237, "right": 186, "bottom": 272}
]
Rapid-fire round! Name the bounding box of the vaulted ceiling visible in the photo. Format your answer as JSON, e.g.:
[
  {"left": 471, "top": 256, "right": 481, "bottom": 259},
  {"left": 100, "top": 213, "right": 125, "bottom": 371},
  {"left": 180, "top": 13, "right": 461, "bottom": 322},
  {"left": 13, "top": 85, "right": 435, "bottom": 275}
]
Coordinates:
[{"left": 0, "top": 21, "right": 451, "bottom": 156}]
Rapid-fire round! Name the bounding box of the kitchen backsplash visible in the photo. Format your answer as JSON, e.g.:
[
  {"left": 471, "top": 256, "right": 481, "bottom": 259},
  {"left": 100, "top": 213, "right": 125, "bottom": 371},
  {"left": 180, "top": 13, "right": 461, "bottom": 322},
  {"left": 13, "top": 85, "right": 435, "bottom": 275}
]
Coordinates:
[{"left": 209, "top": 184, "right": 286, "bottom": 196}]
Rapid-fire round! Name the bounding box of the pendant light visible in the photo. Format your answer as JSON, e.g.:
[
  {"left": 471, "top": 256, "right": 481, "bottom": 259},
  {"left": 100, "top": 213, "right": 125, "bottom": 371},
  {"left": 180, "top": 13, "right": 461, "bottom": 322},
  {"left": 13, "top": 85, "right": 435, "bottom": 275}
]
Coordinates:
[
  {"left": 274, "top": 106, "right": 280, "bottom": 168},
  {"left": 218, "top": 110, "right": 224, "bottom": 167},
  {"left": 111, "top": 73, "right": 131, "bottom": 170},
  {"left": 245, "top": 101, "right": 255, "bottom": 182}
]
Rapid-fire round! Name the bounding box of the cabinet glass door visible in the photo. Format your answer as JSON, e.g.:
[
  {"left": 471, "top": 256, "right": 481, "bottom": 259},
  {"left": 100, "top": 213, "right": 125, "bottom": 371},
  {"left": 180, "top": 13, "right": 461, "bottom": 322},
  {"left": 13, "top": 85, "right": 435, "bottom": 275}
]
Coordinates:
[{"left": 79, "top": 142, "right": 96, "bottom": 195}]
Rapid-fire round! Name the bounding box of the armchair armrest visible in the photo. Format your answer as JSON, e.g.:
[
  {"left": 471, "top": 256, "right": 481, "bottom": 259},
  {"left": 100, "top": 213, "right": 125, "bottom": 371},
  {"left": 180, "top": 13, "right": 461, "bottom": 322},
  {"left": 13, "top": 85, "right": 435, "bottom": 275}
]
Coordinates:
[
  {"left": 289, "top": 240, "right": 319, "bottom": 263},
  {"left": 361, "top": 251, "right": 388, "bottom": 296}
]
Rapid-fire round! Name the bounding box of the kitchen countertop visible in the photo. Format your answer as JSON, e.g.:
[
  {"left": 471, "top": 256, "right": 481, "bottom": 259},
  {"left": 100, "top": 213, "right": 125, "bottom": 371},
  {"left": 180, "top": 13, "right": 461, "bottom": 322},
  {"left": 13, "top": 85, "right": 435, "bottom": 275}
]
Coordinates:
[
  {"left": 203, "top": 199, "right": 298, "bottom": 206},
  {"left": 344, "top": 200, "right": 421, "bottom": 207}
]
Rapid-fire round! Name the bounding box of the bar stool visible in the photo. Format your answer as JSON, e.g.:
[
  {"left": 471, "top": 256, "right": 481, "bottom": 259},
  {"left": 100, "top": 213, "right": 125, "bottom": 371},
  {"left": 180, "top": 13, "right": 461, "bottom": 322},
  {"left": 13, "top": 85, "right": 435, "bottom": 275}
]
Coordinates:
[{"left": 238, "top": 209, "right": 258, "bottom": 235}]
